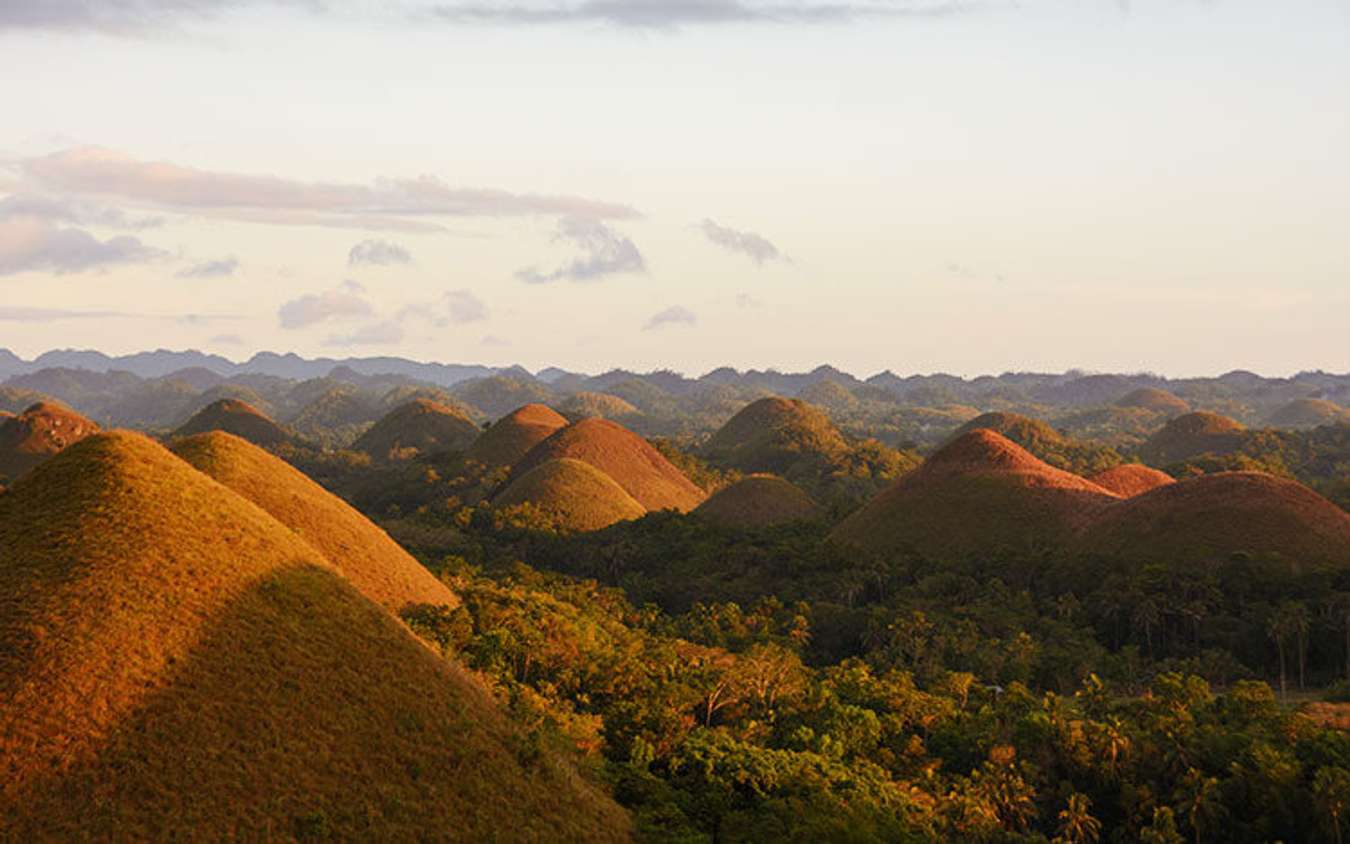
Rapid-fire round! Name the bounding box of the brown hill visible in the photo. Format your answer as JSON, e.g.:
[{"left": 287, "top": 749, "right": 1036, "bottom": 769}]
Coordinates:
[
  {"left": 0, "top": 401, "right": 100, "bottom": 481},
  {"left": 515, "top": 417, "right": 705, "bottom": 512},
  {"left": 467, "top": 403, "right": 568, "bottom": 467},
  {"left": 353, "top": 398, "right": 481, "bottom": 460},
  {"left": 1138, "top": 411, "right": 1247, "bottom": 464},
  {"left": 0, "top": 431, "right": 629, "bottom": 840},
  {"left": 1265, "top": 398, "right": 1350, "bottom": 429},
  {"left": 495, "top": 457, "right": 647, "bottom": 531},
  {"left": 1115, "top": 387, "right": 1191, "bottom": 415},
  {"left": 702, "top": 396, "right": 848, "bottom": 473},
  {"left": 695, "top": 474, "right": 821, "bottom": 528},
  {"left": 174, "top": 398, "right": 292, "bottom": 448},
  {"left": 172, "top": 431, "right": 458, "bottom": 612},
  {"left": 1089, "top": 464, "right": 1177, "bottom": 498},
  {"left": 1078, "top": 471, "right": 1350, "bottom": 565},
  {"left": 558, "top": 391, "right": 641, "bottom": 421},
  {"left": 832, "top": 429, "right": 1118, "bottom": 559}
]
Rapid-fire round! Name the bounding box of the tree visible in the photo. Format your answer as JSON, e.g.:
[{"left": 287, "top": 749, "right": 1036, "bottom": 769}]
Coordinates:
[
  {"left": 1139, "top": 807, "right": 1186, "bottom": 844},
  {"left": 1176, "top": 768, "right": 1223, "bottom": 844},
  {"left": 1315, "top": 767, "right": 1350, "bottom": 844},
  {"left": 1268, "top": 601, "right": 1311, "bottom": 696},
  {"left": 1054, "top": 792, "right": 1101, "bottom": 844}
]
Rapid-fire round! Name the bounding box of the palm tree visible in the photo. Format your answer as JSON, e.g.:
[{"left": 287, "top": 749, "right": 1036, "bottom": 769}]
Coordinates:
[
  {"left": 1315, "top": 767, "right": 1350, "bottom": 844},
  {"left": 1177, "top": 768, "right": 1223, "bottom": 844},
  {"left": 1055, "top": 792, "right": 1102, "bottom": 844},
  {"left": 1268, "top": 601, "right": 1312, "bottom": 696}
]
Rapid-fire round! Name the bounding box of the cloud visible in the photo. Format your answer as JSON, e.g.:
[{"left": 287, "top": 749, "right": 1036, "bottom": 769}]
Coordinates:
[
  {"left": 516, "top": 216, "right": 645, "bottom": 283},
  {"left": 348, "top": 239, "right": 413, "bottom": 266},
  {"left": 0, "top": 217, "right": 167, "bottom": 276},
  {"left": 0, "top": 0, "right": 319, "bottom": 34},
  {"left": 324, "top": 319, "right": 406, "bottom": 347},
  {"left": 700, "top": 219, "right": 785, "bottom": 264},
  {"left": 446, "top": 289, "right": 488, "bottom": 323},
  {"left": 209, "top": 333, "right": 244, "bottom": 345},
  {"left": 277, "top": 280, "right": 375, "bottom": 329},
  {"left": 427, "top": 0, "right": 984, "bottom": 29},
  {"left": 176, "top": 256, "right": 239, "bottom": 279},
  {"left": 0, "top": 305, "right": 130, "bottom": 321},
  {"left": 482, "top": 334, "right": 511, "bottom": 347},
  {"left": 0, "top": 193, "right": 162, "bottom": 229},
  {"left": 644, "top": 305, "right": 697, "bottom": 330}
]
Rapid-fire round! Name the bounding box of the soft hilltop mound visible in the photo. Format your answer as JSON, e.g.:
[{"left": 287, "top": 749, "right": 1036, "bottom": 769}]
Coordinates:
[
  {"left": 172, "top": 431, "right": 457, "bottom": 612},
  {"left": 702, "top": 396, "right": 848, "bottom": 473},
  {"left": 0, "top": 432, "right": 629, "bottom": 840},
  {"left": 1078, "top": 471, "right": 1350, "bottom": 565},
  {"left": 0, "top": 401, "right": 100, "bottom": 481},
  {"left": 515, "top": 417, "right": 706, "bottom": 512},
  {"left": 174, "top": 398, "right": 292, "bottom": 448},
  {"left": 495, "top": 457, "right": 647, "bottom": 531},
  {"left": 1114, "top": 387, "right": 1191, "bottom": 415},
  {"left": 1138, "top": 411, "right": 1247, "bottom": 464},
  {"left": 466, "top": 403, "right": 568, "bottom": 467},
  {"left": 1265, "top": 398, "right": 1350, "bottom": 429},
  {"left": 832, "top": 429, "right": 1118, "bottom": 559},
  {"left": 353, "top": 398, "right": 481, "bottom": 460},
  {"left": 1089, "top": 464, "right": 1177, "bottom": 498},
  {"left": 695, "top": 474, "right": 821, "bottom": 528},
  {"left": 954, "top": 411, "right": 1066, "bottom": 449},
  {"left": 558, "top": 391, "right": 642, "bottom": 421}
]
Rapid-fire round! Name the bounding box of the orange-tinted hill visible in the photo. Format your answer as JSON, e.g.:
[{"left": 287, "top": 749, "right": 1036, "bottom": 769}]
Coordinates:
[
  {"left": 702, "top": 396, "right": 848, "bottom": 473},
  {"left": 173, "top": 398, "right": 292, "bottom": 448},
  {"left": 1265, "top": 398, "right": 1350, "bottom": 429},
  {"left": 953, "top": 411, "right": 1064, "bottom": 448},
  {"left": 832, "top": 429, "right": 1118, "bottom": 559},
  {"left": 353, "top": 398, "right": 481, "bottom": 460},
  {"left": 495, "top": 457, "right": 647, "bottom": 531},
  {"left": 695, "top": 474, "right": 821, "bottom": 528},
  {"left": 172, "top": 431, "right": 458, "bottom": 612},
  {"left": 558, "top": 391, "right": 641, "bottom": 420},
  {"left": 467, "top": 403, "right": 568, "bottom": 467},
  {"left": 515, "top": 417, "right": 706, "bottom": 512},
  {"left": 0, "top": 432, "right": 629, "bottom": 840},
  {"left": 1115, "top": 387, "right": 1191, "bottom": 415},
  {"left": 0, "top": 401, "right": 100, "bottom": 481},
  {"left": 1078, "top": 471, "right": 1350, "bottom": 565},
  {"left": 1089, "top": 464, "right": 1177, "bottom": 498},
  {"left": 1138, "top": 411, "right": 1247, "bottom": 464}
]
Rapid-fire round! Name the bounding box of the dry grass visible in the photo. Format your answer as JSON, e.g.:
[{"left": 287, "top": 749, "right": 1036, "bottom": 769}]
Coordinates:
[
  {"left": 515, "top": 417, "right": 705, "bottom": 512},
  {"left": 172, "top": 431, "right": 458, "bottom": 612},
  {"left": 354, "top": 398, "right": 482, "bottom": 460},
  {"left": 557, "top": 392, "right": 641, "bottom": 421},
  {"left": 0, "top": 431, "right": 630, "bottom": 840},
  {"left": 1115, "top": 387, "right": 1191, "bottom": 415},
  {"left": 495, "top": 457, "right": 648, "bottom": 531},
  {"left": 1089, "top": 464, "right": 1177, "bottom": 498},
  {"left": 174, "top": 397, "right": 292, "bottom": 447},
  {"left": 0, "top": 401, "right": 99, "bottom": 482},
  {"left": 702, "top": 396, "right": 849, "bottom": 472},
  {"left": 467, "top": 403, "right": 568, "bottom": 467},
  {"left": 695, "top": 474, "right": 821, "bottom": 528},
  {"left": 1266, "top": 398, "right": 1350, "bottom": 428},
  {"left": 1139, "top": 411, "right": 1247, "bottom": 464}
]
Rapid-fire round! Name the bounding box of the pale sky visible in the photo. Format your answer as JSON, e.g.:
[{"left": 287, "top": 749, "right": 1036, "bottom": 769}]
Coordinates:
[{"left": 1, "top": 0, "right": 1347, "bottom": 377}]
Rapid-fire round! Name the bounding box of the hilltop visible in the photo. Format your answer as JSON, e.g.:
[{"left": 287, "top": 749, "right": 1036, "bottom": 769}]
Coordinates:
[
  {"left": 353, "top": 399, "right": 481, "bottom": 460},
  {"left": 1265, "top": 398, "right": 1350, "bottom": 429},
  {"left": 0, "top": 401, "right": 100, "bottom": 481},
  {"left": 694, "top": 474, "right": 821, "bottom": 528},
  {"left": 1089, "top": 463, "right": 1176, "bottom": 498},
  {"left": 558, "top": 391, "right": 642, "bottom": 421},
  {"left": 495, "top": 457, "right": 647, "bottom": 531},
  {"left": 467, "top": 403, "right": 568, "bottom": 467},
  {"left": 0, "top": 432, "right": 629, "bottom": 840},
  {"left": 1115, "top": 386, "right": 1191, "bottom": 415},
  {"left": 1138, "top": 411, "right": 1248, "bottom": 464},
  {"left": 952, "top": 411, "right": 1122, "bottom": 475},
  {"left": 702, "top": 397, "right": 849, "bottom": 473},
  {"left": 173, "top": 398, "right": 293, "bottom": 448}
]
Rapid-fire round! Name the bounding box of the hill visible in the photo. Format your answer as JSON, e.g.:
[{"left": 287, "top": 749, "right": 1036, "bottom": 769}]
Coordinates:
[
  {"left": 495, "top": 457, "right": 647, "bottom": 531},
  {"left": 1265, "top": 398, "right": 1350, "bottom": 429},
  {"left": 694, "top": 474, "right": 821, "bottom": 528},
  {"left": 1114, "top": 387, "right": 1191, "bottom": 415},
  {"left": 1077, "top": 471, "right": 1350, "bottom": 565},
  {"left": 952, "top": 411, "right": 1122, "bottom": 475},
  {"left": 515, "top": 417, "right": 705, "bottom": 512},
  {"left": 558, "top": 391, "right": 641, "bottom": 421},
  {"left": 0, "top": 401, "right": 100, "bottom": 482},
  {"left": 451, "top": 375, "right": 552, "bottom": 418},
  {"left": 1138, "top": 411, "right": 1248, "bottom": 464},
  {"left": 172, "top": 431, "right": 458, "bottom": 612},
  {"left": 353, "top": 399, "right": 481, "bottom": 460},
  {"left": 0, "top": 432, "right": 629, "bottom": 839},
  {"left": 1088, "top": 464, "right": 1176, "bottom": 498},
  {"left": 467, "top": 403, "right": 569, "bottom": 467},
  {"left": 702, "top": 397, "right": 849, "bottom": 473},
  {"left": 832, "top": 429, "right": 1118, "bottom": 559},
  {"left": 173, "top": 398, "right": 293, "bottom": 448}
]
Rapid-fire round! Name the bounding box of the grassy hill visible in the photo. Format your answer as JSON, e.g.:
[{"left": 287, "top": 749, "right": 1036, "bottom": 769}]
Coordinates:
[
  {"left": 354, "top": 399, "right": 481, "bottom": 461},
  {"left": 1114, "top": 386, "right": 1191, "bottom": 415},
  {"left": 174, "top": 398, "right": 293, "bottom": 448},
  {"left": 702, "top": 397, "right": 849, "bottom": 474},
  {"left": 0, "top": 401, "right": 100, "bottom": 482},
  {"left": 1138, "top": 411, "right": 1248, "bottom": 464},
  {"left": 467, "top": 403, "right": 568, "bottom": 468},
  {"left": 494, "top": 457, "right": 647, "bottom": 531},
  {"left": 1265, "top": 398, "right": 1350, "bottom": 429},
  {"left": 694, "top": 474, "right": 821, "bottom": 528},
  {"left": 558, "top": 391, "right": 641, "bottom": 421},
  {"left": 952, "top": 411, "right": 1122, "bottom": 475},
  {"left": 1088, "top": 463, "right": 1176, "bottom": 497}
]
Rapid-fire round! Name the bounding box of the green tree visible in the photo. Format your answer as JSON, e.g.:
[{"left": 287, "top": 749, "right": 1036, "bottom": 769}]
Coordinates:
[
  {"left": 1054, "top": 792, "right": 1101, "bottom": 844},
  {"left": 1315, "top": 767, "right": 1350, "bottom": 844}
]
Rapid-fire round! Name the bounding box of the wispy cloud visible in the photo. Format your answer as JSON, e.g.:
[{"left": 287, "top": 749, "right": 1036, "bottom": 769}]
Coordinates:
[
  {"left": 427, "top": 0, "right": 984, "bottom": 29},
  {"left": 482, "top": 334, "right": 511, "bottom": 347},
  {"left": 0, "top": 217, "right": 167, "bottom": 276},
  {"left": 0, "top": 193, "right": 162, "bottom": 229},
  {"left": 277, "top": 280, "right": 374, "bottom": 329},
  {"left": 0, "top": 305, "right": 130, "bottom": 321},
  {"left": 700, "top": 218, "right": 785, "bottom": 264},
  {"left": 348, "top": 238, "right": 413, "bottom": 266},
  {"left": 516, "top": 216, "right": 645, "bottom": 283},
  {"left": 324, "top": 319, "right": 406, "bottom": 347},
  {"left": 644, "top": 305, "right": 697, "bottom": 330},
  {"left": 176, "top": 256, "right": 240, "bottom": 279},
  {"left": 209, "top": 333, "right": 244, "bottom": 345},
  {"left": 446, "top": 289, "right": 489, "bottom": 323},
  {"left": 0, "top": 0, "right": 320, "bottom": 34}
]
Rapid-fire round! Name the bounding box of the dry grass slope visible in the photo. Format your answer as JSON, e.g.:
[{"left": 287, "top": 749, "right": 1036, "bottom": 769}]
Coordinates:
[
  {"left": 0, "top": 431, "right": 630, "bottom": 840},
  {"left": 496, "top": 457, "right": 647, "bottom": 531},
  {"left": 558, "top": 392, "right": 641, "bottom": 421},
  {"left": 695, "top": 474, "right": 821, "bottom": 528},
  {"left": 467, "top": 403, "right": 568, "bottom": 467},
  {"left": 702, "top": 397, "right": 849, "bottom": 473},
  {"left": 354, "top": 398, "right": 481, "bottom": 460},
  {"left": 1265, "top": 398, "right": 1350, "bottom": 429},
  {"left": 174, "top": 398, "right": 292, "bottom": 448},
  {"left": 515, "top": 417, "right": 705, "bottom": 512},
  {"left": 0, "top": 401, "right": 100, "bottom": 481},
  {"left": 1115, "top": 387, "right": 1191, "bottom": 415},
  {"left": 172, "top": 431, "right": 458, "bottom": 612},
  {"left": 1089, "top": 464, "right": 1177, "bottom": 498},
  {"left": 1139, "top": 411, "right": 1247, "bottom": 464}
]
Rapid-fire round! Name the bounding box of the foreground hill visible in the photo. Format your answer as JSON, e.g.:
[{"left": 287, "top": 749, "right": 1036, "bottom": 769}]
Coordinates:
[
  {"left": 702, "top": 397, "right": 848, "bottom": 473},
  {"left": 172, "top": 431, "right": 458, "bottom": 612},
  {"left": 0, "top": 432, "right": 629, "bottom": 840},
  {"left": 1265, "top": 398, "right": 1350, "bottom": 429},
  {"left": 495, "top": 457, "right": 647, "bottom": 531},
  {"left": 952, "top": 411, "right": 1121, "bottom": 475},
  {"left": 832, "top": 429, "right": 1118, "bottom": 559},
  {"left": 354, "top": 398, "right": 481, "bottom": 460},
  {"left": 1078, "top": 471, "right": 1350, "bottom": 565},
  {"left": 173, "top": 398, "right": 293, "bottom": 448},
  {"left": 0, "top": 401, "right": 99, "bottom": 481},
  {"left": 694, "top": 475, "right": 821, "bottom": 528},
  {"left": 515, "top": 417, "right": 705, "bottom": 512},
  {"left": 1138, "top": 411, "right": 1247, "bottom": 464},
  {"left": 1088, "top": 464, "right": 1176, "bottom": 498},
  {"left": 467, "top": 403, "right": 568, "bottom": 467}
]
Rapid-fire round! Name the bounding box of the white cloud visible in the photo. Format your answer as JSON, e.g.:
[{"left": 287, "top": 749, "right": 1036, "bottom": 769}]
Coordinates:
[
  {"left": 644, "top": 305, "right": 697, "bottom": 330},
  {"left": 348, "top": 239, "right": 413, "bottom": 266},
  {"left": 700, "top": 219, "right": 785, "bottom": 265},
  {"left": 446, "top": 289, "right": 489, "bottom": 323},
  {"left": 516, "top": 216, "right": 645, "bottom": 283},
  {"left": 176, "top": 256, "right": 240, "bottom": 279},
  {"left": 0, "top": 217, "right": 166, "bottom": 276},
  {"left": 277, "top": 280, "right": 375, "bottom": 329}
]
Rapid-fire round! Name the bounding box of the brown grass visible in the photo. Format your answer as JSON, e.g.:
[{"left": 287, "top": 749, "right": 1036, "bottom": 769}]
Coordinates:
[
  {"left": 702, "top": 397, "right": 849, "bottom": 473},
  {"left": 354, "top": 398, "right": 482, "bottom": 460},
  {"left": 1115, "top": 387, "right": 1191, "bottom": 415},
  {"left": 495, "top": 457, "right": 648, "bottom": 531},
  {"left": 1089, "top": 464, "right": 1177, "bottom": 498},
  {"left": 1139, "top": 411, "right": 1247, "bottom": 464},
  {"left": 558, "top": 392, "right": 641, "bottom": 420},
  {"left": 174, "top": 398, "right": 292, "bottom": 447},
  {"left": 172, "top": 431, "right": 458, "bottom": 612},
  {"left": 515, "top": 417, "right": 705, "bottom": 512},
  {"left": 467, "top": 403, "right": 568, "bottom": 467},
  {"left": 695, "top": 474, "right": 821, "bottom": 528},
  {"left": 0, "top": 401, "right": 100, "bottom": 481},
  {"left": 1266, "top": 398, "right": 1350, "bottom": 428},
  {"left": 0, "top": 431, "right": 630, "bottom": 840}
]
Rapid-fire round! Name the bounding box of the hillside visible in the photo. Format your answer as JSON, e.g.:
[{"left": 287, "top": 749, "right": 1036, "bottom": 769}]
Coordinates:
[
  {"left": 0, "top": 401, "right": 100, "bottom": 481},
  {"left": 0, "top": 432, "right": 629, "bottom": 840},
  {"left": 694, "top": 474, "right": 821, "bottom": 528},
  {"left": 832, "top": 429, "right": 1118, "bottom": 559},
  {"left": 1077, "top": 471, "right": 1350, "bottom": 564},
  {"left": 558, "top": 391, "right": 641, "bottom": 421},
  {"left": 353, "top": 398, "right": 481, "bottom": 460},
  {"left": 495, "top": 457, "right": 648, "bottom": 531},
  {"left": 467, "top": 403, "right": 569, "bottom": 467},
  {"left": 1265, "top": 398, "right": 1350, "bottom": 429},
  {"left": 952, "top": 411, "right": 1122, "bottom": 475},
  {"left": 1114, "top": 386, "right": 1191, "bottom": 415},
  {"left": 702, "top": 397, "right": 849, "bottom": 473},
  {"left": 173, "top": 398, "right": 293, "bottom": 448},
  {"left": 1088, "top": 463, "right": 1176, "bottom": 498},
  {"left": 1138, "top": 411, "right": 1248, "bottom": 464},
  {"left": 515, "top": 417, "right": 706, "bottom": 512},
  {"left": 172, "top": 431, "right": 458, "bottom": 612}
]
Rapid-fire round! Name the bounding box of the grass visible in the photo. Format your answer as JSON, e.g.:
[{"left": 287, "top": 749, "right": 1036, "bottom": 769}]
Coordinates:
[
  {"left": 467, "top": 403, "right": 567, "bottom": 467},
  {"left": 1266, "top": 398, "right": 1350, "bottom": 428},
  {"left": 495, "top": 457, "right": 647, "bottom": 531},
  {"left": 558, "top": 392, "right": 641, "bottom": 421},
  {"left": 0, "top": 401, "right": 100, "bottom": 482},
  {"left": 695, "top": 474, "right": 821, "bottom": 528},
  {"left": 354, "top": 398, "right": 482, "bottom": 461},
  {"left": 174, "top": 398, "right": 293, "bottom": 447},
  {"left": 1115, "top": 387, "right": 1191, "bottom": 414},
  {"left": 1139, "top": 411, "right": 1248, "bottom": 464},
  {"left": 1088, "top": 464, "right": 1176, "bottom": 497},
  {"left": 701, "top": 397, "right": 849, "bottom": 473}
]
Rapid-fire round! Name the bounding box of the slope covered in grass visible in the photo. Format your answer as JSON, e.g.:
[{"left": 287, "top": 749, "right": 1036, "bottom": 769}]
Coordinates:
[
  {"left": 0, "top": 401, "right": 99, "bottom": 482},
  {"left": 495, "top": 457, "right": 647, "bottom": 531},
  {"left": 1265, "top": 398, "right": 1350, "bottom": 429},
  {"left": 173, "top": 398, "right": 292, "bottom": 448},
  {"left": 1088, "top": 463, "right": 1176, "bottom": 498},
  {"left": 0, "top": 431, "right": 629, "bottom": 840},
  {"left": 952, "top": 411, "right": 1122, "bottom": 475},
  {"left": 354, "top": 398, "right": 481, "bottom": 460},
  {"left": 467, "top": 403, "right": 568, "bottom": 467},
  {"left": 1138, "top": 411, "right": 1247, "bottom": 464},
  {"left": 702, "top": 397, "right": 849, "bottom": 474},
  {"left": 1114, "top": 386, "right": 1191, "bottom": 415},
  {"left": 694, "top": 474, "right": 821, "bottom": 528},
  {"left": 558, "top": 392, "right": 641, "bottom": 421}
]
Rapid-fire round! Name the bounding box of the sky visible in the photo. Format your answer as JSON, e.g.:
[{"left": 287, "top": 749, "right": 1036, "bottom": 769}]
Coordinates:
[{"left": 0, "top": 0, "right": 1347, "bottom": 378}]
